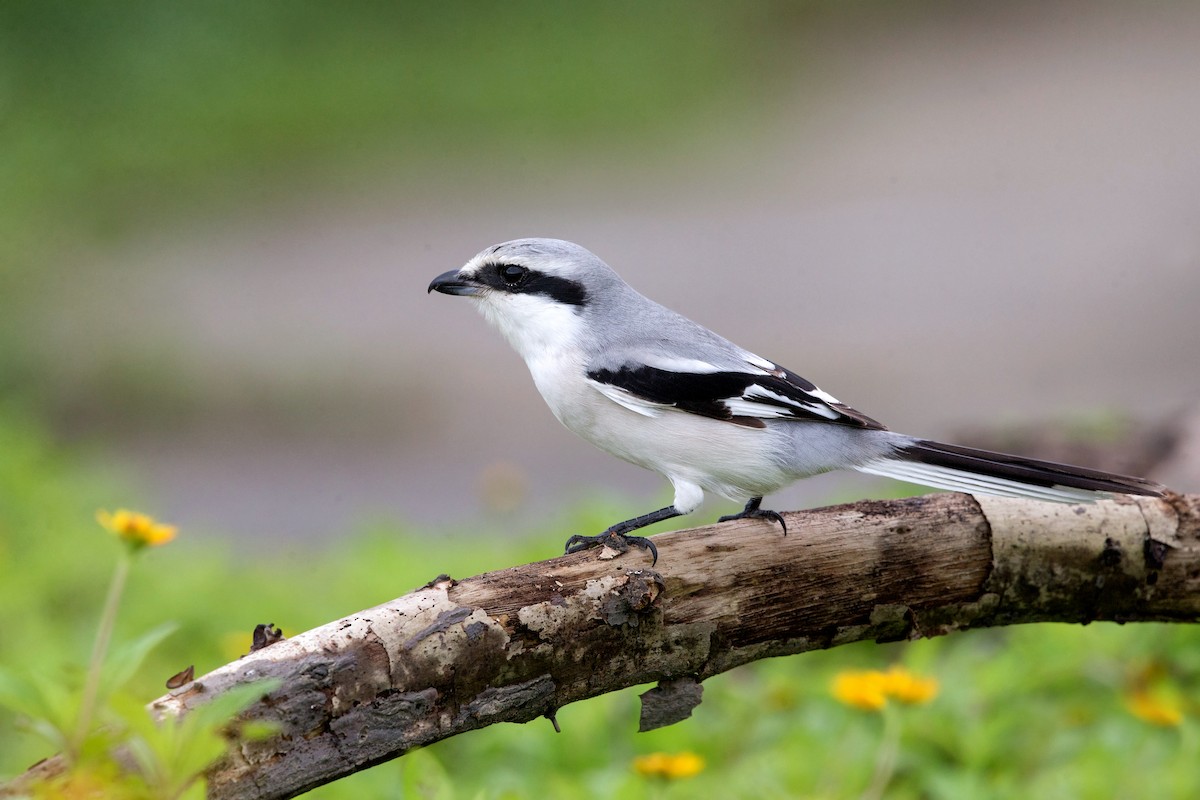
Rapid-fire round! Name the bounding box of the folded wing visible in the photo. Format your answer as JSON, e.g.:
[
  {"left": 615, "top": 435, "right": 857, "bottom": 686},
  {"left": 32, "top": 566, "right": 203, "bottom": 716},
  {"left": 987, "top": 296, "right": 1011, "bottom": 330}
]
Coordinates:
[{"left": 586, "top": 356, "right": 884, "bottom": 430}]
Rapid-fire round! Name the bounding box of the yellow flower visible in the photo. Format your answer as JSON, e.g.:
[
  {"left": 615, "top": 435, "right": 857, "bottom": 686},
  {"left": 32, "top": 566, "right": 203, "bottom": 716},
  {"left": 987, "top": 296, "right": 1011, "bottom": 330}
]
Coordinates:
[
  {"left": 1123, "top": 662, "right": 1185, "bottom": 728},
  {"left": 96, "top": 508, "right": 177, "bottom": 549},
  {"left": 832, "top": 670, "right": 888, "bottom": 711},
  {"left": 632, "top": 751, "right": 705, "bottom": 779},
  {"left": 879, "top": 666, "right": 939, "bottom": 705},
  {"left": 1125, "top": 689, "right": 1183, "bottom": 727},
  {"left": 832, "top": 666, "right": 938, "bottom": 711}
]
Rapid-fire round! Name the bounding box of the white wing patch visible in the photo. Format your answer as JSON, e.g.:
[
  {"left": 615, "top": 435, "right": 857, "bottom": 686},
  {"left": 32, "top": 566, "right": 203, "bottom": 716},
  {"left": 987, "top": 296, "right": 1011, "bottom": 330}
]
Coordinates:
[
  {"left": 742, "top": 353, "right": 846, "bottom": 416},
  {"left": 742, "top": 352, "right": 777, "bottom": 373},
  {"left": 741, "top": 385, "right": 842, "bottom": 420},
  {"left": 588, "top": 379, "right": 668, "bottom": 417},
  {"left": 802, "top": 384, "right": 843, "bottom": 406},
  {"left": 640, "top": 354, "right": 725, "bottom": 374},
  {"left": 723, "top": 397, "right": 796, "bottom": 419}
]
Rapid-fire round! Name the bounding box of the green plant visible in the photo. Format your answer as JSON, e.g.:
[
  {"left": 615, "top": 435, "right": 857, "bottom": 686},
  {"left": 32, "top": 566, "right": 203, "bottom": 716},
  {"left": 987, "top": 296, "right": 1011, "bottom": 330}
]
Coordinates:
[{"left": 0, "top": 508, "right": 272, "bottom": 799}]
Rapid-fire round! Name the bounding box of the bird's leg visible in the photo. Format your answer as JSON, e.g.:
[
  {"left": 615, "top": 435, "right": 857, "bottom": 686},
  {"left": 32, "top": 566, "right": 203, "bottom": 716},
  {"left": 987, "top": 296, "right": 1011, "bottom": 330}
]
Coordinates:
[
  {"left": 718, "top": 496, "right": 787, "bottom": 535},
  {"left": 564, "top": 505, "right": 679, "bottom": 565}
]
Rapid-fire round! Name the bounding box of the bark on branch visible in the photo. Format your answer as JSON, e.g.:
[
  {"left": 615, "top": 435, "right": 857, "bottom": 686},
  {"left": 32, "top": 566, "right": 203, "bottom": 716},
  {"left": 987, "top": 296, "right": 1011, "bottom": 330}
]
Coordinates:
[
  {"left": 7, "top": 493, "right": 1199, "bottom": 799},
  {"left": 162, "top": 492, "right": 1198, "bottom": 798}
]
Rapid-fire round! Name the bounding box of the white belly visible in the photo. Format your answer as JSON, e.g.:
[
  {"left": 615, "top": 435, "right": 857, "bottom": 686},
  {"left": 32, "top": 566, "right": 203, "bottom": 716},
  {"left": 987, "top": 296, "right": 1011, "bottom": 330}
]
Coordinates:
[{"left": 526, "top": 352, "right": 795, "bottom": 502}]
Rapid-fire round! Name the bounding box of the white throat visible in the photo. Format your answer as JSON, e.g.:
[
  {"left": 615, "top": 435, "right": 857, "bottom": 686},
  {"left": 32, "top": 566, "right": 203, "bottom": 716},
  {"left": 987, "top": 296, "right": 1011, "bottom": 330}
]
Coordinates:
[{"left": 474, "top": 293, "right": 585, "bottom": 364}]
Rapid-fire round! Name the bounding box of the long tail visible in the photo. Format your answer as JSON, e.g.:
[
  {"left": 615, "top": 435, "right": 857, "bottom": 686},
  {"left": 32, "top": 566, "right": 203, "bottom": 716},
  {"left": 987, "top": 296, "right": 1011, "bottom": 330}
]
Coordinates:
[{"left": 856, "top": 438, "right": 1165, "bottom": 503}]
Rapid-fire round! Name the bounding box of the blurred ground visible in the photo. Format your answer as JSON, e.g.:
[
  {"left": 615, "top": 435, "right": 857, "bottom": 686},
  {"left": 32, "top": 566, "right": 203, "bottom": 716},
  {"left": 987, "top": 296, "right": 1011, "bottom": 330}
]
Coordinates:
[{"left": 30, "top": 3, "right": 1200, "bottom": 543}]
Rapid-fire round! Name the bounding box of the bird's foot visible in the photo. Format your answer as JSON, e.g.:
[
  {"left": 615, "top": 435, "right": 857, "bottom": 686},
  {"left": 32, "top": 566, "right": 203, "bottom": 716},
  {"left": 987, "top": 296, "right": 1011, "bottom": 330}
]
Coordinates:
[
  {"left": 564, "top": 530, "right": 659, "bottom": 566},
  {"left": 718, "top": 498, "right": 788, "bottom": 536}
]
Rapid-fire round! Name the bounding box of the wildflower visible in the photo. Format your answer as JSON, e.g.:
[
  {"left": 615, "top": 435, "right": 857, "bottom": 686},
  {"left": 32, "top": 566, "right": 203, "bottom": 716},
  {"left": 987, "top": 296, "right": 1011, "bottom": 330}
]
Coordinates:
[
  {"left": 832, "top": 670, "right": 888, "bottom": 712},
  {"left": 1124, "top": 689, "right": 1183, "bottom": 727},
  {"left": 632, "top": 751, "right": 705, "bottom": 779},
  {"left": 96, "top": 509, "right": 176, "bottom": 549},
  {"left": 879, "top": 665, "right": 939, "bottom": 705},
  {"left": 831, "top": 666, "right": 938, "bottom": 711},
  {"left": 1123, "top": 662, "right": 1184, "bottom": 728}
]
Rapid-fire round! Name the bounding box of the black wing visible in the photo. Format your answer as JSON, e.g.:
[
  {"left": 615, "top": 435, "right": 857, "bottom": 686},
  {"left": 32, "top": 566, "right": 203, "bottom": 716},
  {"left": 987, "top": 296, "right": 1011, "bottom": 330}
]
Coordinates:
[{"left": 586, "top": 362, "right": 885, "bottom": 430}]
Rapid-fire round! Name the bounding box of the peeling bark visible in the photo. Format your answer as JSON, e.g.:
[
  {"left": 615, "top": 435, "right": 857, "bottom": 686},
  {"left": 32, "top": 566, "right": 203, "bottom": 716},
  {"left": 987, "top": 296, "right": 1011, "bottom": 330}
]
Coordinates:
[
  {"left": 639, "top": 678, "right": 703, "bottom": 732},
  {"left": 6, "top": 493, "right": 1199, "bottom": 800}
]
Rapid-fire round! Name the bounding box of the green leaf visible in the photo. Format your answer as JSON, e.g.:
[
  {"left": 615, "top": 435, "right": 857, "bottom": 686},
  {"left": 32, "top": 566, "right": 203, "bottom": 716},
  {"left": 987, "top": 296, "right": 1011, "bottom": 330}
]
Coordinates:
[
  {"left": 0, "top": 665, "right": 76, "bottom": 751},
  {"left": 0, "top": 666, "right": 54, "bottom": 720},
  {"left": 116, "top": 678, "right": 281, "bottom": 798},
  {"left": 100, "top": 622, "right": 179, "bottom": 698}
]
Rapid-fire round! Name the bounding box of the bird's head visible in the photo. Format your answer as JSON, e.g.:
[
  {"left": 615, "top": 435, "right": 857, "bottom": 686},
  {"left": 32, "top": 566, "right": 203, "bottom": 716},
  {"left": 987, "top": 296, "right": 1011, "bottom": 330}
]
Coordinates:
[{"left": 429, "top": 238, "right": 621, "bottom": 359}]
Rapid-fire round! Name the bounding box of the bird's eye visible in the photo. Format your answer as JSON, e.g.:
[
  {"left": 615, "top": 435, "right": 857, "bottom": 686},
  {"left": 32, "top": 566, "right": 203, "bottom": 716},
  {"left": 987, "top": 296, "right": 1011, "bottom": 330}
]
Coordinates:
[{"left": 498, "top": 264, "right": 527, "bottom": 285}]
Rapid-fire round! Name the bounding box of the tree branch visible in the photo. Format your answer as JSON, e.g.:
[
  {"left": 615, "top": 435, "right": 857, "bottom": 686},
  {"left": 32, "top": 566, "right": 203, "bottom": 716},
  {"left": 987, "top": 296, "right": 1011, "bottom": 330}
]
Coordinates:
[
  {"left": 6, "top": 493, "right": 1197, "bottom": 799},
  {"left": 154, "top": 492, "right": 1196, "bottom": 798}
]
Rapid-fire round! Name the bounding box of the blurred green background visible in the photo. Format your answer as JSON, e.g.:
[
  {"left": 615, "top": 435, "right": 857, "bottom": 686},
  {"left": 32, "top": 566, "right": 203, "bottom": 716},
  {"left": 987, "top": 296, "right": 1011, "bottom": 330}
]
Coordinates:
[{"left": 2, "top": 1, "right": 1199, "bottom": 797}]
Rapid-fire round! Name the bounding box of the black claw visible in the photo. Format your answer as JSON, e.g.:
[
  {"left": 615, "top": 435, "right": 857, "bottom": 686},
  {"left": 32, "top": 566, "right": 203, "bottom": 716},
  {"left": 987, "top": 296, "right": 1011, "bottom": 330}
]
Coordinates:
[
  {"left": 565, "top": 532, "right": 632, "bottom": 554},
  {"left": 563, "top": 534, "right": 595, "bottom": 554},
  {"left": 623, "top": 535, "right": 659, "bottom": 565},
  {"left": 719, "top": 499, "right": 788, "bottom": 536},
  {"left": 563, "top": 531, "right": 658, "bottom": 566}
]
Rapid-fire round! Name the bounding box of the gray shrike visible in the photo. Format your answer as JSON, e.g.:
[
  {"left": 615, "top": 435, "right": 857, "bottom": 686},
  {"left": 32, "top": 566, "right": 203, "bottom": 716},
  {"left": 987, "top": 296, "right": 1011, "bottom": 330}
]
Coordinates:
[{"left": 429, "top": 238, "right": 1164, "bottom": 562}]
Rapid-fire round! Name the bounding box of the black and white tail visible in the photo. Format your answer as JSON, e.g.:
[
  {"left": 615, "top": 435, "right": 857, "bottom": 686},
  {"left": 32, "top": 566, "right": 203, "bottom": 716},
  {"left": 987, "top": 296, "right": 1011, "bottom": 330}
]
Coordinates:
[{"left": 857, "top": 439, "right": 1165, "bottom": 503}]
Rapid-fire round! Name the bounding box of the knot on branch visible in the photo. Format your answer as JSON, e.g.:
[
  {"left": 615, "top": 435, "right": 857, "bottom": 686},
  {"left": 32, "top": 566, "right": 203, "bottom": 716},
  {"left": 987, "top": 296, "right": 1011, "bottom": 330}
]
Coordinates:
[{"left": 600, "top": 569, "right": 665, "bottom": 627}]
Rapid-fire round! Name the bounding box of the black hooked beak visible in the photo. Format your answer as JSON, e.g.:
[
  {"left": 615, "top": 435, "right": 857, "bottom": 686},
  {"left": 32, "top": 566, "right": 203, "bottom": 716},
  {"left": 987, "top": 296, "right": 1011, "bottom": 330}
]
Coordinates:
[{"left": 428, "top": 269, "right": 481, "bottom": 296}]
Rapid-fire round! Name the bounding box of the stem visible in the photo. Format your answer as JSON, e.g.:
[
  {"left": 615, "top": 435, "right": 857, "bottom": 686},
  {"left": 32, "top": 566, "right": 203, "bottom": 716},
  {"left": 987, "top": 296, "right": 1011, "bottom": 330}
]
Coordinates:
[
  {"left": 71, "top": 550, "right": 132, "bottom": 759},
  {"left": 861, "top": 706, "right": 901, "bottom": 800}
]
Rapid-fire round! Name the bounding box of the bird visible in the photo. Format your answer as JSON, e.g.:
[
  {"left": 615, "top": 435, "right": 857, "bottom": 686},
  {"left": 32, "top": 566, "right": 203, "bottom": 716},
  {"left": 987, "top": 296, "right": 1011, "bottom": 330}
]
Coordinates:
[{"left": 429, "top": 238, "right": 1165, "bottom": 563}]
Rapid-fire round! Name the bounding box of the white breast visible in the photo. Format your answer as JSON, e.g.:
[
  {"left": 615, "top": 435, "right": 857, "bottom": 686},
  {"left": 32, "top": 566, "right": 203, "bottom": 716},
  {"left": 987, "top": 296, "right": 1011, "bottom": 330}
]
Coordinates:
[{"left": 529, "top": 354, "right": 796, "bottom": 503}]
